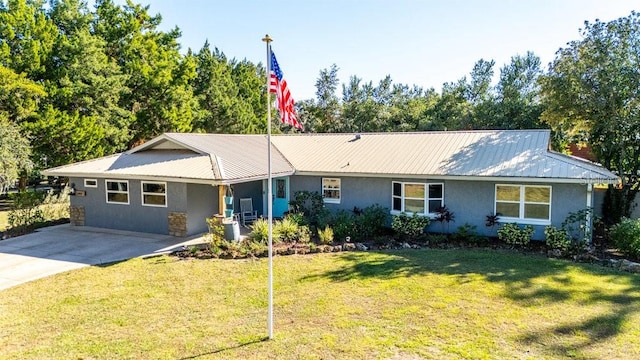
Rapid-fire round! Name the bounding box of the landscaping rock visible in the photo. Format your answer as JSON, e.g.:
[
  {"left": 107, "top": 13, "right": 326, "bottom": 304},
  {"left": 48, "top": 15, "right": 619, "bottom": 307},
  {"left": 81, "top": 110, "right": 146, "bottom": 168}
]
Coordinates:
[
  {"left": 356, "top": 243, "right": 368, "bottom": 251},
  {"left": 402, "top": 242, "right": 411, "bottom": 249},
  {"left": 332, "top": 245, "right": 342, "bottom": 252},
  {"left": 343, "top": 243, "right": 356, "bottom": 251},
  {"left": 547, "top": 249, "right": 563, "bottom": 258}
]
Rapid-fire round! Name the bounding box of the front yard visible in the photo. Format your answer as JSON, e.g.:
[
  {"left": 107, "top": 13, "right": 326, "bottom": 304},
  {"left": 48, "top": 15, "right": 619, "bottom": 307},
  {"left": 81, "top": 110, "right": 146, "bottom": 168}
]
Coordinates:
[{"left": 1, "top": 249, "right": 639, "bottom": 359}]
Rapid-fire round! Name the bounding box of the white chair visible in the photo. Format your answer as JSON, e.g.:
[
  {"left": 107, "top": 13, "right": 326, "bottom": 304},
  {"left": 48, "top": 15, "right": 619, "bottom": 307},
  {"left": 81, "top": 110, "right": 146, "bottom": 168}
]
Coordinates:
[{"left": 240, "top": 198, "right": 258, "bottom": 226}]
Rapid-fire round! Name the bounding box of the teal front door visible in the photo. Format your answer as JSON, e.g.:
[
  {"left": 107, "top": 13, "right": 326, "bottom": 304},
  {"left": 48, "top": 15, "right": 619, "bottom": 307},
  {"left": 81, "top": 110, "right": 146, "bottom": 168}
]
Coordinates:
[{"left": 271, "top": 177, "right": 289, "bottom": 218}]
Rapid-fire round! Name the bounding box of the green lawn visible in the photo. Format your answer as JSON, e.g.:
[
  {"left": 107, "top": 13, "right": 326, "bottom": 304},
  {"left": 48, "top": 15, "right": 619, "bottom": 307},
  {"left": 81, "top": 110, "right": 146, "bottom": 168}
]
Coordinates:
[{"left": 1, "top": 249, "right": 639, "bottom": 359}]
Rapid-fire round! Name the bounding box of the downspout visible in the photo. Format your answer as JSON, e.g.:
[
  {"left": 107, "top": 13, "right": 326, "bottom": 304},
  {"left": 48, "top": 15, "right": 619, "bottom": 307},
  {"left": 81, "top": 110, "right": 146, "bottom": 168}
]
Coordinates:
[{"left": 586, "top": 182, "right": 593, "bottom": 244}]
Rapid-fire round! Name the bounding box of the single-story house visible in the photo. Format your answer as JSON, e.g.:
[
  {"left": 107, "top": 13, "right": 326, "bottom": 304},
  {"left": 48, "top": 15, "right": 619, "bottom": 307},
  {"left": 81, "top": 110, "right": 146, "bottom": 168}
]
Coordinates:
[{"left": 43, "top": 130, "right": 619, "bottom": 240}]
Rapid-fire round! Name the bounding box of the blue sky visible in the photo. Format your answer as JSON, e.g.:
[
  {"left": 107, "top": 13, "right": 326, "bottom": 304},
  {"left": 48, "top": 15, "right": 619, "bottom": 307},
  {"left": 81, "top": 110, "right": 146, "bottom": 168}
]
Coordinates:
[{"left": 125, "top": 0, "right": 638, "bottom": 101}]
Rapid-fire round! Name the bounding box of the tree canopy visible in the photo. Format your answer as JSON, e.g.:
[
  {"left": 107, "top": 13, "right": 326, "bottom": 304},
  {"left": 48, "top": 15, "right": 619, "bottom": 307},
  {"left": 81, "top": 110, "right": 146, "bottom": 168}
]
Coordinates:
[
  {"left": 0, "top": 0, "right": 637, "bottom": 225},
  {"left": 540, "top": 11, "right": 640, "bottom": 221}
]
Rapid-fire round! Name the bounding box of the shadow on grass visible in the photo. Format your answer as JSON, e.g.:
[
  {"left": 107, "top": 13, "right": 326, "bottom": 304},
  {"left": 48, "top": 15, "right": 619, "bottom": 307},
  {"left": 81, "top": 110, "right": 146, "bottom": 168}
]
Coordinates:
[
  {"left": 302, "top": 249, "right": 640, "bottom": 357},
  {"left": 179, "top": 337, "right": 269, "bottom": 359}
]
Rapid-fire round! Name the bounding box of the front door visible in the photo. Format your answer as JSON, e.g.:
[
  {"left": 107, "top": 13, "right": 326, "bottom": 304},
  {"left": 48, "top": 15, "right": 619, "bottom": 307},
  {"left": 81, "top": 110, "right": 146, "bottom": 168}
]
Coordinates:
[{"left": 271, "top": 177, "right": 289, "bottom": 218}]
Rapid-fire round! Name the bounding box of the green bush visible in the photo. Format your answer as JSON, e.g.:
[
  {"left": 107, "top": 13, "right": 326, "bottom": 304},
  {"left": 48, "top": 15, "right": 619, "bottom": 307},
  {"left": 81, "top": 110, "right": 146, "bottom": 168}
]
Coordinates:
[
  {"left": 353, "top": 204, "right": 389, "bottom": 241},
  {"left": 453, "top": 223, "right": 486, "bottom": 245},
  {"left": 332, "top": 210, "right": 354, "bottom": 242},
  {"left": 276, "top": 217, "right": 299, "bottom": 243},
  {"left": 425, "top": 233, "right": 448, "bottom": 245},
  {"left": 391, "top": 212, "right": 431, "bottom": 241},
  {"left": 40, "top": 187, "right": 70, "bottom": 221},
  {"left": 248, "top": 218, "right": 281, "bottom": 244},
  {"left": 497, "top": 223, "right": 534, "bottom": 247},
  {"left": 562, "top": 208, "right": 594, "bottom": 243},
  {"left": 610, "top": 218, "right": 640, "bottom": 259},
  {"left": 297, "top": 225, "right": 311, "bottom": 244},
  {"left": 544, "top": 225, "right": 571, "bottom": 251},
  {"left": 8, "top": 191, "right": 45, "bottom": 231},
  {"left": 318, "top": 225, "right": 334, "bottom": 245},
  {"left": 205, "top": 216, "right": 225, "bottom": 253},
  {"left": 285, "top": 212, "right": 305, "bottom": 226}
]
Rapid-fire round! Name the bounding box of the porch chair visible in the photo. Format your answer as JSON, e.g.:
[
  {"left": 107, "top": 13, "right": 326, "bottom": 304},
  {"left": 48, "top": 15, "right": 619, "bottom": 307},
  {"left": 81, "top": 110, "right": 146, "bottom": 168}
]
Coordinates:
[{"left": 239, "top": 198, "right": 258, "bottom": 227}]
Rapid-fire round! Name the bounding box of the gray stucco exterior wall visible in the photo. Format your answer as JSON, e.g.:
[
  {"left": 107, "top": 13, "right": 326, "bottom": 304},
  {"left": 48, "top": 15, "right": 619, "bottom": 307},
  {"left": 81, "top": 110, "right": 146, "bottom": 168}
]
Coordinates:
[
  {"left": 231, "top": 181, "right": 264, "bottom": 217},
  {"left": 69, "top": 177, "right": 215, "bottom": 236},
  {"left": 290, "top": 175, "right": 590, "bottom": 240},
  {"left": 186, "top": 183, "right": 217, "bottom": 235}
]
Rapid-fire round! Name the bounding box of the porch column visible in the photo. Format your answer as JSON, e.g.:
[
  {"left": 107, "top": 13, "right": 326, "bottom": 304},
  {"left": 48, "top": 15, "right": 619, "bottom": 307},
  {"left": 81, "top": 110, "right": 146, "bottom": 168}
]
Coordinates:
[{"left": 218, "top": 185, "right": 226, "bottom": 215}]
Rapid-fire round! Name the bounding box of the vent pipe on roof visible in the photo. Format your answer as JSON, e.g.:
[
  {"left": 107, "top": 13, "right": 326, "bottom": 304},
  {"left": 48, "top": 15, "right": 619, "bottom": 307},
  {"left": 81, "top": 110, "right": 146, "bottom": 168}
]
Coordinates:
[{"left": 349, "top": 133, "right": 361, "bottom": 142}]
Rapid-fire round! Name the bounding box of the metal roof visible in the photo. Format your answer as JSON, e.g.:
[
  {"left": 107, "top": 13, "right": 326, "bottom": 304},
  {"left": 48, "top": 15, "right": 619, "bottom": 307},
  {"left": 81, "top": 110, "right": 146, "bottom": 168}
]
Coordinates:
[
  {"left": 44, "top": 130, "right": 619, "bottom": 184},
  {"left": 270, "top": 130, "right": 619, "bottom": 184},
  {"left": 44, "top": 133, "right": 295, "bottom": 184}
]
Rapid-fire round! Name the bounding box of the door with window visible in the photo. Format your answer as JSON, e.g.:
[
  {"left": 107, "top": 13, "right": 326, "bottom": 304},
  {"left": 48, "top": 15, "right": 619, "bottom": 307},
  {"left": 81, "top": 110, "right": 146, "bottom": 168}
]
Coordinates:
[{"left": 265, "top": 177, "right": 289, "bottom": 218}]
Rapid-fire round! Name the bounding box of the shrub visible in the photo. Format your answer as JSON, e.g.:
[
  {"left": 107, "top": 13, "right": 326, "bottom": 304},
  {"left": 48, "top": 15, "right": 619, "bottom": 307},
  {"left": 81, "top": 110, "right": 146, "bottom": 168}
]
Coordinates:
[
  {"left": 544, "top": 226, "right": 571, "bottom": 251},
  {"left": 318, "top": 225, "right": 334, "bottom": 245},
  {"left": 247, "top": 218, "right": 281, "bottom": 244},
  {"left": 290, "top": 191, "right": 327, "bottom": 227},
  {"left": 205, "top": 216, "right": 225, "bottom": 253},
  {"left": 285, "top": 212, "right": 305, "bottom": 226},
  {"left": 7, "top": 190, "right": 45, "bottom": 231},
  {"left": 562, "top": 208, "right": 594, "bottom": 243},
  {"left": 453, "top": 223, "right": 486, "bottom": 245},
  {"left": 434, "top": 205, "right": 455, "bottom": 233},
  {"left": 391, "top": 212, "right": 431, "bottom": 241},
  {"left": 276, "top": 217, "right": 299, "bottom": 243},
  {"left": 497, "top": 223, "right": 534, "bottom": 247},
  {"left": 332, "top": 210, "right": 354, "bottom": 242},
  {"left": 297, "top": 225, "right": 311, "bottom": 244},
  {"left": 40, "top": 187, "right": 70, "bottom": 221},
  {"left": 353, "top": 204, "right": 389, "bottom": 241},
  {"left": 425, "top": 233, "right": 448, "bottom": 246},
  {"left": 610, "top": 218, "right": 640, "bottom": 259}
]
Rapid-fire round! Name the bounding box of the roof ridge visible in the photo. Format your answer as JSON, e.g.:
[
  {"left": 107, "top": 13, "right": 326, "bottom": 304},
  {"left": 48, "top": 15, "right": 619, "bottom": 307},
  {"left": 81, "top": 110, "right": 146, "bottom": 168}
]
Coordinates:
[{"left": 271, "top": 129, "right": 551, "bottom": 136}]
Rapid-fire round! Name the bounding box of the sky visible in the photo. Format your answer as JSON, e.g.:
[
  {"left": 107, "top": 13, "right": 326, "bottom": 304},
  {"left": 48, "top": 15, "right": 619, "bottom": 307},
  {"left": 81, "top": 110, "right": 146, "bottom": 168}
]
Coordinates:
[{"left": 123, "top": 0, "right": 638, "bottom": 101}]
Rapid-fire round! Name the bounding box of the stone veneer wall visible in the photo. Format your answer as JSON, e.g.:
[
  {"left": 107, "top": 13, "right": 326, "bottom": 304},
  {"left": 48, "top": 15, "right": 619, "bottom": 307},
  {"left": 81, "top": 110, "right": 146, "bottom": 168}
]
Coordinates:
[
  {"left": 168, "top": 212, "right": 187, "bottom": 237},
  {"left": 69, "top": 206, "right": 85, "bottom": 226}
]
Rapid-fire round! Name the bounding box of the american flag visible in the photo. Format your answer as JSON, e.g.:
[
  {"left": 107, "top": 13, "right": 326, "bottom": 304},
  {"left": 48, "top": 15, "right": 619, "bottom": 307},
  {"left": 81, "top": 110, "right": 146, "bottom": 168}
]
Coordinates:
[{"left": 270, "top": 48, "right": 303, "bottom": 130}]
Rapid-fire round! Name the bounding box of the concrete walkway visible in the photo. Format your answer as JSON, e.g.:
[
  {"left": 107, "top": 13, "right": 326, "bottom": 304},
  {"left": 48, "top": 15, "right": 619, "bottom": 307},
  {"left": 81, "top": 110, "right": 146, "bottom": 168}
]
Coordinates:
[{"left": 0, "top": 224, "right": 205, "bottom": 290}]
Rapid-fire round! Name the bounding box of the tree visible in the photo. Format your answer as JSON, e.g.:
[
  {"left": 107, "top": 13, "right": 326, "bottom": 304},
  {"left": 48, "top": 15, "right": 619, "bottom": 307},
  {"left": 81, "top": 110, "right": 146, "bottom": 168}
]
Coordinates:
[
  {"left": 93, "top": 0, "right": 198, "bottom": 146},
  {"left": 540, "top": 12, "right": 640, "bottom": 222},
  {"left": 0, "top": 0, "right": 58, "bottom": 80},
  {"left": 0, "top": 64, "right": 46, "bottom": 122},
  {"left": 496, "top": 51, "right": 544, "bottom": 129},
  {"left": 44, "top": 0, "right": 130, "bottom": 157},
  {"left": 0, "top": 119, "right": 32, "bottom": 193},
  {"left": 299, "top": 64, "right": 341, "bottom": 132}
]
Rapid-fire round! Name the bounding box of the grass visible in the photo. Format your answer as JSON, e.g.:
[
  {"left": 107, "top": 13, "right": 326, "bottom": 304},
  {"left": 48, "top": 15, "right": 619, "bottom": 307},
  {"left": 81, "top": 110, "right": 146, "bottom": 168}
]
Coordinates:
[{"left": 1, "top": 249, "right": 640, "bottom": 359}]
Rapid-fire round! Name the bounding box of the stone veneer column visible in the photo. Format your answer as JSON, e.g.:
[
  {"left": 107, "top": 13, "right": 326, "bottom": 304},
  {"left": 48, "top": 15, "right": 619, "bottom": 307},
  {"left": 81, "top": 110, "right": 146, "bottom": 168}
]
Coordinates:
[
  {"left": 69, "top": 205, "right": 85, "bottom": 226},
  {"left": 168, "top": 212, "right": 187, "bottom": 237}
]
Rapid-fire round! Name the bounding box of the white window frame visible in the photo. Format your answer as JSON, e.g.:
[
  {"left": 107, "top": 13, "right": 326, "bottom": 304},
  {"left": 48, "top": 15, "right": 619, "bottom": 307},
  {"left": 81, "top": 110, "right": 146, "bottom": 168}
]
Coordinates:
[
  {"left": 322, "top": 178, "right": 341, "bottom": 204},
  {"left": 84, "top": 178, "right": 98, "bottom": 188},
  {"left": 391, "top": 181, "right": 444, "bottom": 216},
  {"left": 495, "top": 184, "right": 552, "bottom": 225},
  {"left": 141, "top": 181, "right": 167, "bottom": 207},
  {"left": 105, "top": 179, "right": 129, "bottom": 205}
]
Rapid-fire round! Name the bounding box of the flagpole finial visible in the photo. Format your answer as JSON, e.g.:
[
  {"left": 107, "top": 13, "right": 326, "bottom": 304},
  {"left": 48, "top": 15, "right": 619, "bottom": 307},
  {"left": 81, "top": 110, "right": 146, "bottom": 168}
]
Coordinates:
[{"left": 262, "top": 34, "right": 273, "bottom": 43}]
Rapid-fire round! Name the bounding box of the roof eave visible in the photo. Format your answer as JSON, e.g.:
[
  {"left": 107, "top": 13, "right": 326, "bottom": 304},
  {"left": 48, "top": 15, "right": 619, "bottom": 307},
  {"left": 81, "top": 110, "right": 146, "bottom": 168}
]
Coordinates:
[{"left": 293, "top": 171, "right": 619, "bottom": 184}]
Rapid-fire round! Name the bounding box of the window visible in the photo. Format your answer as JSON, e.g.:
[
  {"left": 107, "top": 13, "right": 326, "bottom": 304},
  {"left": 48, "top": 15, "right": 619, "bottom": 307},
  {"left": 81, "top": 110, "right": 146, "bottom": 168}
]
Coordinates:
[
  {"left": 392, "top": 182, "right": 444, "bottom": 215},
  {"left": 105, "top": 180, "right": 129, "bottom": 204},
  {"left": 322, "top": 178, "right": 341, "bottom": 204},
  {"left": 84, "top": 179, "right": 97, "bottom": 188},
  {"left": 142, "top": 181, "right": 167, "bottom": 207},
  {"left": 495, "top": 184, "right": 551, "bottom": 223}
]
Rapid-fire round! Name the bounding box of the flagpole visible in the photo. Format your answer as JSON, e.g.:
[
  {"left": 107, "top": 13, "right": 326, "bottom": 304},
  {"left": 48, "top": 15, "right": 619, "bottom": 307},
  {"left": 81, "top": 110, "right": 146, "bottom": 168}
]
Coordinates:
[{"left": 262, "top": 34, "right": 274, "bottom": 340}]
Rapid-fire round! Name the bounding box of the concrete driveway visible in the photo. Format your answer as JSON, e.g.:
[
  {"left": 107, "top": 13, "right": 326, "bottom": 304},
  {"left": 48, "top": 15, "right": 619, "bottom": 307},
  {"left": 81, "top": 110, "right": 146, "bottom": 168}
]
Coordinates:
[{"left": 0, "top": 224, "right": 204, "bottom": 290}]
